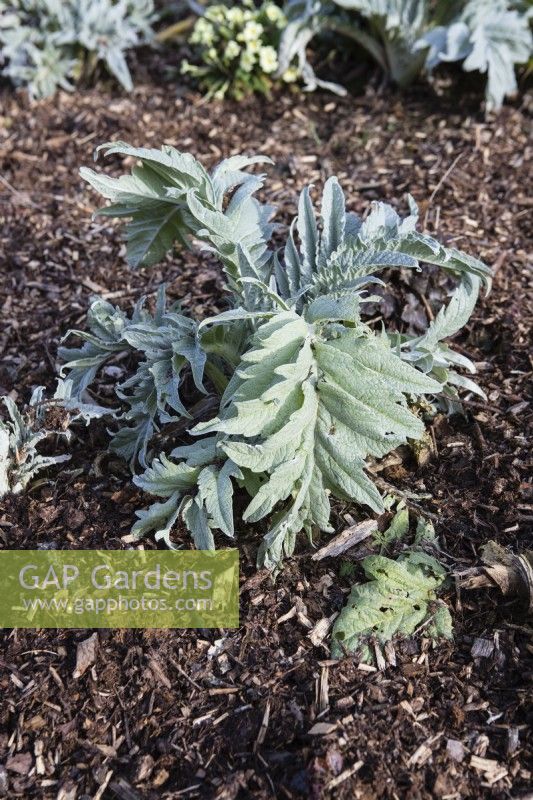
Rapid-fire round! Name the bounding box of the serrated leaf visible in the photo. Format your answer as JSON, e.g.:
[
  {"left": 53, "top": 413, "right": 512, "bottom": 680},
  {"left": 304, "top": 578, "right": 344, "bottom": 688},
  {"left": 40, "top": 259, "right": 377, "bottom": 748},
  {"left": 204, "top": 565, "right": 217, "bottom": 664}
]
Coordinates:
[
  {"left": 182, "top": 496, "right": 215, "bottom": 550},
  {"left": 130, "top": 491, "right": 182, "bottom": 547},
  {"left": 81, "top": 143, "right": 273, "bottom": 278},
  {"left": 191, "top": 310, "right": 442, "bottom": 570},
  {"left": 133, "top": 453, "right": 200, "bottom": 498},
  {"left": 197, "top": 460, "right": 241, "bottom": 537}
]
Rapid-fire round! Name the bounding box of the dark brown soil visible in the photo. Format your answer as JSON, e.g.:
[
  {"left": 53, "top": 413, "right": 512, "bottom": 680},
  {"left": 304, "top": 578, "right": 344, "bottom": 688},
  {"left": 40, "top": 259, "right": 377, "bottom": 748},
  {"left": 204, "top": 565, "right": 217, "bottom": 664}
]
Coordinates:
[{"left": 0, "top": 74, "right": 532, "bottom": 800}]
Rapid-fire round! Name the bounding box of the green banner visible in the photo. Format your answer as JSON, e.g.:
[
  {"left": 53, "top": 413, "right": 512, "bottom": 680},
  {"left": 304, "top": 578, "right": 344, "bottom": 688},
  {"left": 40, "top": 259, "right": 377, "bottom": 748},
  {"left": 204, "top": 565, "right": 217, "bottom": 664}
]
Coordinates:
[{"left": 0, "top": 550, "right": 239, "bottom": 628}]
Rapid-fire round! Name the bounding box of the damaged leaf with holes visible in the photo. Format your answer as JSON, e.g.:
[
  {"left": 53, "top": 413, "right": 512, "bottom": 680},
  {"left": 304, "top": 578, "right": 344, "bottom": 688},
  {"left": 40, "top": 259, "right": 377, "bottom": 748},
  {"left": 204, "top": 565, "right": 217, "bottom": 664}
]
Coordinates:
[{"left": 331, "top": 550, "right": 453, "bottom": 660}]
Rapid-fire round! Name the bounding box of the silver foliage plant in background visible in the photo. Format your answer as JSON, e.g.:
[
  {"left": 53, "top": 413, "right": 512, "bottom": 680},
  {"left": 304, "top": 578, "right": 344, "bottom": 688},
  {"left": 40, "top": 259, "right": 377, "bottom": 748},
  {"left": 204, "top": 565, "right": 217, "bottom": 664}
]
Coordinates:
[
  {"left": 0, "top": 0, "right": 155, "bottom": 98},
  {"left": 279, "top": 0, "right": 532, "bottom": 110},
  {"left": 55, "top": 142, "right": 492, "bottom": 574}
]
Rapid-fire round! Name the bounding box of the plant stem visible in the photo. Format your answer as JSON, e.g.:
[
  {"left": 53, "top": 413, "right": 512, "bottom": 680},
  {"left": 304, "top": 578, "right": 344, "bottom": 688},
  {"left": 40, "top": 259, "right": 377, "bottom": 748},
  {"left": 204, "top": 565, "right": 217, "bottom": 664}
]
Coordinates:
[
  {"left": 327, "top": 22, "right": 389, "bottom": 75},
  {"left": 204, "top": 361, "right": 229, "bottom": 394},
  {"left": 155, "top": 17, "right": 195, "bottom": 42}
]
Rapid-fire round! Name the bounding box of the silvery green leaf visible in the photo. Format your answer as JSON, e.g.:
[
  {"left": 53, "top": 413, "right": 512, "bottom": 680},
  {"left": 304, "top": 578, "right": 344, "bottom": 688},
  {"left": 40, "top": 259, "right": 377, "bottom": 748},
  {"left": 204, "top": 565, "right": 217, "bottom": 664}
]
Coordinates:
[
  {"left": 130, "top": 491, "right": 182, "bottom": 546},
  {"left": 211, "top": 155, "right": 274, "bottom": 205},
  {"left": 418, "top": 1, "right": 532, "bottom": 110},
  {"left": 462, "top": 7, "right": 532, "bottom": 110},
  {"left": 80, "top": 164, "right": 186, "bottom": 268},
  {"left": 51, "top": 378, "right": 113, "bottom": 425},
  {"left": 416, "top": 273, "right": 480, "bottom": 350},
  {"left": 277, "top": 2, "right": 347, "bottom": 94},
  {"left": 61, "top": 287, "right": 208, "bottom": 467},
  {"left": 199, "top": 308, "right": 276, "bottom": 332},
  {"left": 0, "top": 1, "right": 155, "bottom": 99},
  {"left": 102, "top": 45, "right": 132, "bottom": 91},
  {"left": 417, "top": 22, "right": 472, "bottom": 69},
  {"left": 320, "top": 176, "right": 346, "bottom": 264},
  {"left": 170, "top": 437, "right": 219, "bottom": 467},
  {"left": 0, "top": 424, "right": 11, "bottom": 499},
  {"left": 133, "top": 453, "right": 200, "bottom": 498},
  {"left": 172, "top": 337, "right": 207, "bottom": 395},
  {"left": 59, "top": 296, "right": 134, "bottom": 393},
  {"left": 110, "top": 412, "right": 156, "bottom": 468},
  {"left": 197, "top": 460, "right": 242, "bottom": 537},
  {"left": 192, "top": 309, "right": 441, "bottom": 570},
  {"left": 297, "top": 185, "right": 318, "bottom": 283},
  {"left": 273, "top": 251, "right": 290, "bottom": 300},
  {"left": 182, "top": 496, "right": 215, "bottom": 550},
  {"left": 81, "top": 142, "right": 273, "bottom": 272},
  {"left": 398, "top": 273, "right": 486, "bottom": 399},
  {"left": 305, "top": 293, "right": 363, "bottom": 323},
  {"left": 446, "top": 371, "right": 487, "bottom": 400},
  {"left": 0, "top": 387, "right": 76, "bottom": 499},
  {"left": 284, "top": 220, "right": 303, "bottom": 299}
]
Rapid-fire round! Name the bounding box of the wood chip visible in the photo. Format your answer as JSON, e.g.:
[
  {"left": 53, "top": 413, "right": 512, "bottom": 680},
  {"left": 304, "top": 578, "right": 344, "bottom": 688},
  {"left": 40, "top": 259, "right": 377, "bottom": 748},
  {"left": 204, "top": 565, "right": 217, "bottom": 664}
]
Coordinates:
[
  {"left": 6, "top": 752, "right": 32, "bottom": 775},
  {"left": 56, "top": 785, "right": 77, "bottom": 800},
  {"left": 73, "top": 633, "right": 98, "bottom": 680},
  {"left": 135, "top": 755, "right": 154, "bottom": 783},
  {"left": 254, "top": 700, "right": 271, "bottom": 751},
  {"left": 470, "top": 755, "right": 508, "bottom": 785},
  {"left": 34, "top": 740, "right": 45, "bottom": 775},
  {"left": 311, "top": 520, "right": 377, "bottom": 560},
  {"left": 148, "top": 657, "right": 172, "bottom": 689},
  {"left": 507, "top": 727, "right": 520, "bottom": 755},
  {"left": 325, "top": 762, "right": 363, "bottom": 789},
  {"left": 408, "top": 742, "right": 433, "bottom": 767},
  {"left": 471, "top": 637, "right": 494, "bottom": 658},
  {"left": 408, "top": 734, "right": 442, "bottom": 767},
  {"left": 308, "top": 721, "right": 337, "bottom": 736},
  {"left": 308, "top": 613, "right": 338, "bottom": 647},
  {"left": 318, "top": 665, "right": 329, "bottom": 714},
  {"left": 446, "top": 739, "right": 465, "bottom": 762}
]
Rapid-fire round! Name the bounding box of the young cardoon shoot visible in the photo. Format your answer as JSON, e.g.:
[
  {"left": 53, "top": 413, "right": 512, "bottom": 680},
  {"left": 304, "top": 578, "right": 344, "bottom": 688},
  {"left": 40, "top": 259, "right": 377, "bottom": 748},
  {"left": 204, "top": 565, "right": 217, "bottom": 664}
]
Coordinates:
[{"left": 62, "top": 143, "right": 491, "bottom": 571}]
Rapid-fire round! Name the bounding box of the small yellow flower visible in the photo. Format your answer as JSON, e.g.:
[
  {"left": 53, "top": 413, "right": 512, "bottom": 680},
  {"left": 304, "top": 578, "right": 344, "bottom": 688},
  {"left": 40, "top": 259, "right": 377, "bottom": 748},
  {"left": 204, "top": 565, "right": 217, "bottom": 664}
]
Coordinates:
[
  {"left": 259, "top": 45, "right": 278, "bottom": 74},
  {"left": 246, "top": 38, "right": 261, "bottom": 54},
  {"left": 264, "top": 3, "right": 285, "bottom": 25},
  {"left": 282, "top": 65, "right": 299, "bottom": 83},
  {"left": 240, "top": 20, "right": 264, "bottom": 42},
  {"left": 240, "top": 50, "right": 256, "bottom": 72},
  {"left": 224, "top": 40, "right": 240, "bottom": 61},
  {"left": 205, "top": 6, "right": 225, "bottom": 24},
  {"left": 226, "top": 7, "right": 244, "bottom": 27},
  {"left": 190, "top": 18, "right": 215, "bottom": 47}
]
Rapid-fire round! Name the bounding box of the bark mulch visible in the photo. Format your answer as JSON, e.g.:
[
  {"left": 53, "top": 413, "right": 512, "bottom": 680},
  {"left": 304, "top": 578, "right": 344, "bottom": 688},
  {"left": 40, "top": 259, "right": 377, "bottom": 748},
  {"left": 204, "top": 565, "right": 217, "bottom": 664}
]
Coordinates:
[{"left": 0, "top": 77, "right": 532, "bottom": 799}]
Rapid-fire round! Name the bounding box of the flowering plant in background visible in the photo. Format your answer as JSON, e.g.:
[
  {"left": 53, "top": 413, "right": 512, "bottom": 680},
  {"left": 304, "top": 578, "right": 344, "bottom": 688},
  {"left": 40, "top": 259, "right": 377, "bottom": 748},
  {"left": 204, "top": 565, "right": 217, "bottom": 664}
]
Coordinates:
[{"left": 181, "top": 0, "right": 298, "bottom": 99}]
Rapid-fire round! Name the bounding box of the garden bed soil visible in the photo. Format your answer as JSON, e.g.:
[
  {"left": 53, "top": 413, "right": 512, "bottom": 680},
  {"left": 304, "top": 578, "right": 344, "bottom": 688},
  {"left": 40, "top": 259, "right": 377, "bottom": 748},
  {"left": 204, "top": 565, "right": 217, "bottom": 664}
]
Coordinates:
[{"left": 0, "top": 78, "right": 532, "bottom": 799}]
